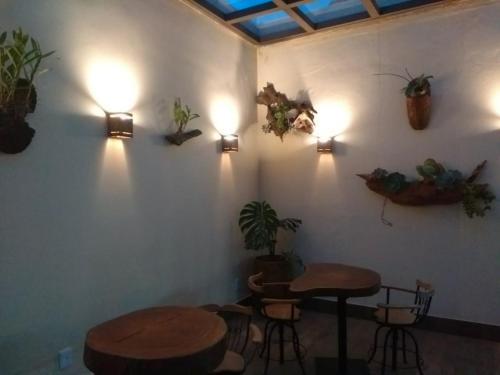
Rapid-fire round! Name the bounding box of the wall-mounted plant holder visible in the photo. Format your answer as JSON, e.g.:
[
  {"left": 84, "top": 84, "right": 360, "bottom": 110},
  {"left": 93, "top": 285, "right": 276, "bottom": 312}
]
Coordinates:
[
  {"left": 221, "top": 134, "right": 238, "bottom": 152},
  {"left": 106, "top": 112, "right": 133, "bottom": 139},
  {"left": 0, "top": 28, "right": 54, "bottom": 154},
  {"left": 377, "top": 71, "right": 433, "bottom": 130},
  {"left": 358, "top": 159, "right": 495, "bottom": 219},
  {"left": 165, "top": 129, "right": 202, "bottom": 146},
  {"left": 257, "top": 83, "right": 317, "bottom": 141},
  {"left": 165, "top": 98, "right": 202, "bottom": 146}
]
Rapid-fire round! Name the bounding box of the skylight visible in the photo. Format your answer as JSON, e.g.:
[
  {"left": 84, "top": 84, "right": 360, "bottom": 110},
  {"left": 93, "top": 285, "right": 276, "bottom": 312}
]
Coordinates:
[{"left": 187, "top": 0, "right": 445, "bottom": 43}]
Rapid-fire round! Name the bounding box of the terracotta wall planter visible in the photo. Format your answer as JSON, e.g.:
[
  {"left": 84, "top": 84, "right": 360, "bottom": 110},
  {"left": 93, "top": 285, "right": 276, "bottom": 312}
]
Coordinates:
[{"left": 406, "top": 93, "right": 431, "bottom": 130}]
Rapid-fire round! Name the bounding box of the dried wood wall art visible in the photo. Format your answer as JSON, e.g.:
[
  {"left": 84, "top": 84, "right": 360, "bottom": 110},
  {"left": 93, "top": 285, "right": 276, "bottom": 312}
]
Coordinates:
[
  {"left": 257, "top": 83, "right": 316, "bottom": 140},
  {"left": 358, "top": 159, "right": 495, "bottom": 218}
]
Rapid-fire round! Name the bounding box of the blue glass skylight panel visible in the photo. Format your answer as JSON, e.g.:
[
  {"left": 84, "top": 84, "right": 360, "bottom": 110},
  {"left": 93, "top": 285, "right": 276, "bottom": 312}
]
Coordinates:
[
  {"left": 374, "top": 0, "right": 435, "bottom": 13},
  {"left": 203, "top": 0, "right": 274, "bottom": 15},
  {"left": 298, "top": 0, "right": 368, "bottom": 26},
  {"left": 238, "top": 10, "right": 302, "bottom": 39}
]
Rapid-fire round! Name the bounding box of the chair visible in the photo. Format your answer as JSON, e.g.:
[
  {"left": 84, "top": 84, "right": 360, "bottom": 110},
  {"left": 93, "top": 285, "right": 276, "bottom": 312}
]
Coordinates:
[
  {"left": 247, "top": 273, "right": 306, "bottom": 375},
  {"left": 201, "top": 304, "right": 263, "bottom": 374},
  {"left": 368, "top": 280, "right": 435, "bottom": 375}
]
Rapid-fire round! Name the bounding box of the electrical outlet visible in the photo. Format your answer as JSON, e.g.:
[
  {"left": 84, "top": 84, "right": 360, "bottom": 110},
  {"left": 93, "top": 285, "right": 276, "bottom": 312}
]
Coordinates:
[{"left": 58, "top": 347, "right": 73, "bottom": 370}]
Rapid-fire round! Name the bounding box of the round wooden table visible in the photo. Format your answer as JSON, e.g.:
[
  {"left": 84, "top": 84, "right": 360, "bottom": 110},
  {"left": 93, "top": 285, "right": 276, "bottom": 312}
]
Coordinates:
[
  {"left": 290, "top": 263, "right": 381, "bottom": 375},
  {"left": 84, "top": 306, "right": 227, "bottom": 375}
]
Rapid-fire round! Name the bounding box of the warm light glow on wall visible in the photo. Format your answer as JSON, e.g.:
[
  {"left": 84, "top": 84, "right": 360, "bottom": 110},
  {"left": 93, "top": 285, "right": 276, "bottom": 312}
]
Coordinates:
[
  {"left": 210, "top": 96, "right": 240, "bottom": 136},
  {"left": 313, "top": 100, "right": 352, "bottom": 139},
  {"left": 492, "top": 91, "right": 500, "bottom": 117},
  {"left": 87, "top": 59, "right": 140, "bottom": 112}
]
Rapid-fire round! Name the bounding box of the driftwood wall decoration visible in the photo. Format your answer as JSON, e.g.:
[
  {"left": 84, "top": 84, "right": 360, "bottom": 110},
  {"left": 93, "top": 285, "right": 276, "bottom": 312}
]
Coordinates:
[
  {"left": 257, "top": 83, "right": 316, "bottom": 140},
  {"left": 165, "top": 98, "right": 202, "bottom": 146},
  {"left": 358, "top": 159, "right": 495, "bottom": 219}
]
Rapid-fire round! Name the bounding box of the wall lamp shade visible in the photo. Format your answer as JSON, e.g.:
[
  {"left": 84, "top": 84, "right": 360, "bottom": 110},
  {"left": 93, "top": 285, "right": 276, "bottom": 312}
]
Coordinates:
[
  {"left": 106, "top": 112, "right": 133, "bottom": 139},
  {"left": 222, "top": 134, "right": 239, "bottom": 152},
  {"left": 317, "top": 137, "right": 334, "bottom": 153}
]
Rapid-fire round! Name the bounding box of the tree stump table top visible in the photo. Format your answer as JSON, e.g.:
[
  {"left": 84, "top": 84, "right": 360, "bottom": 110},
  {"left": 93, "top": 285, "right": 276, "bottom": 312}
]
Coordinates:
[
  {"left": 290, "top": 263, "right": 381, "bottom": 298},
  {"left": 84, "top": 306, "right": 227, "bottom": 375}
]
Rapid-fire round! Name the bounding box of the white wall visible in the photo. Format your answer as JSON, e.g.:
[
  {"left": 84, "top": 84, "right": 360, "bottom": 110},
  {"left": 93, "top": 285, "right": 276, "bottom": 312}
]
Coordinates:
[
  {"left": 258, "top": 3, "right": 500, "bottom": 326},
  {"left": 0, "top": 1, "right": 258, "bottom": 374}
]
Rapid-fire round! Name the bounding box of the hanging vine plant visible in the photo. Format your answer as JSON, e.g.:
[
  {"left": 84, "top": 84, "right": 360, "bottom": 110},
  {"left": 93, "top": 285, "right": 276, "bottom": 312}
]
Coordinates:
[
  {"left": 358, "top": 159, "right": 495, "bottom": 220},
  {"left": 257, "top": 83, "right": 316, "bottom": 140},
  {"left": 0, "top": 28, "right": 54, "bottom": 154}
]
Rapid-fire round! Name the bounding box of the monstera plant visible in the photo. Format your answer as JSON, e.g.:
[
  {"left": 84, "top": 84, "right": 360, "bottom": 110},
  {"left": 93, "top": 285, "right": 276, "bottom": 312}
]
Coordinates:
[
  {"left": 239, "top": 201, "right": 302, "bottom": 281},
  {"left": 0, "top": 28, "right": 54, "bottom": 153}
]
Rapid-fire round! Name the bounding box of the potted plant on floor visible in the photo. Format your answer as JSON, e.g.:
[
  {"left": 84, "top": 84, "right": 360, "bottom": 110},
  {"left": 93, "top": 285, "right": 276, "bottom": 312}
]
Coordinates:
[
  {"left": 239, "top": 201, "right": 302, "bottom": 282},
  {"left": 0, "top": 28, "right": 54, "bottom": 154}
]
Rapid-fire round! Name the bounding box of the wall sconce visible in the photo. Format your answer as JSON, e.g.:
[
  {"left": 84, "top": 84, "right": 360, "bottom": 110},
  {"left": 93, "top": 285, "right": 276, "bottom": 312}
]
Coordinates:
[
  {"left": 317, "top": 137, "right": 334, "bottom": 153},
  {"left": 106, "top": 112, "right": 133, "bottom": 139},
  {"left": 221, "top": 134, "right": 239, "bottom": 152}
]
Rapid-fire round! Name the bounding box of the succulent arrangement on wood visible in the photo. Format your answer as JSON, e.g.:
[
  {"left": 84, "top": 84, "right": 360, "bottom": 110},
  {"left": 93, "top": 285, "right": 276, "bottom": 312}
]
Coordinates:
[
  {"left": 358, "top": 159, "right": 495, "bottom": 218},
  {"left": 0, "top": 28, "right": 54, "bottom": 153},
  {"left": 257, "top": 83, "right": 316, "bottom": 140},
  {"left": 165, "top": 98, "right": 201, "bottom": 145},
  {"left": 377, "top": 70, "right": 433, "bottom": 130}
]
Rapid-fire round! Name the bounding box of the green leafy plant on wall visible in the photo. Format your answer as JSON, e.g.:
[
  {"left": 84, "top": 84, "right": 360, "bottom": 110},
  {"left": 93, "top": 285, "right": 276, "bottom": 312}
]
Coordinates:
[
  {"left": 358, "top": 159, "right": 495, "bottom": 220},
  {"left": 0, "top": 28, "right": 54, "bottom": 153},
  {"left": 165, "top": 98, "right": 202, "bottom": 145},
  {"left": 239, "top": 201, "right": 302, "bottom": 256}
]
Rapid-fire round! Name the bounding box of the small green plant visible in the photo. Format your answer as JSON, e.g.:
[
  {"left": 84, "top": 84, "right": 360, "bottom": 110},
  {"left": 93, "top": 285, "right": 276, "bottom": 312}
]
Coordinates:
[
  {"left": 239, "top": 201, "right": 302, "bottom": 256},
  {"left": 377, "top": 69, "right": 433, "bottom": 97},
  {"left": 462, "top": 183, "right": 495, "bottom": 218},
  {"left": 0, "top": 28, "right": 54, "bottom": 115},
  {"left": 173, "top": 98, "right": 199, "bottom": 134}
]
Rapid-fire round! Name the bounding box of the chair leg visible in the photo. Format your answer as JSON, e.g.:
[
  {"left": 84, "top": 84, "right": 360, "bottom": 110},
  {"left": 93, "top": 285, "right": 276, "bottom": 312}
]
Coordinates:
[
  {"left": 260, "top": 320, "right": 271, "bottom": 358},
  {"left": 368, "top": 325, "right": 383, "bottom": 363},
  {"left": 391, "top": 329, "right": 398, "bottom": 371},
  {"left": 264, "top": 322, "right": 278, "bottom": 375},
  {"left": 279, "top": 323, "right": 285, "bottom": 364},
  {"left": 406, "top": 330, "right": 424, "bottom": 375},
  {"left": 402, "top": 329, "right": 408, "bottom": 364},
  {"left": 291, "top": 323, "right": 306, "bottom": 375},
  {"left": 381, "top": 328, "right": 393, "bottom": 375}
]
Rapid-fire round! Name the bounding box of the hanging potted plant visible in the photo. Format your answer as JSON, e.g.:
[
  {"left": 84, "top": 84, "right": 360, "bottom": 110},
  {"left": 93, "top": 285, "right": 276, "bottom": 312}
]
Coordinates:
[
  {"left": 165, "top": 98, "right": 202, "bottom": 145},
  {"left": 239, "top": 201, "right": 302, "bottom": 282},
  {"left": 378, "top": 70, "right": 433, "bottom": 130},
  {"left": 0, "top": 28, "right": 54, "bottom": 154}
]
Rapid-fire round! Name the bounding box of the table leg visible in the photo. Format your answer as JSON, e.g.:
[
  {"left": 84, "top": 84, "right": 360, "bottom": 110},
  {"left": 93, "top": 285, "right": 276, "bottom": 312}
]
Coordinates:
[
  {"left": 338, "top": 296, "right": 348, "bottom": 373},
  {"left": 314, "top": 297, "right": 371, "bottom": 375}
]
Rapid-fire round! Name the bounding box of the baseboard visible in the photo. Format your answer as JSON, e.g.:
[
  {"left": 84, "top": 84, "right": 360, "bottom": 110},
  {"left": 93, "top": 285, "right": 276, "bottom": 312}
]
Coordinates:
[{"left": 239, "top": 295, "right": 500, "bottom": 342}]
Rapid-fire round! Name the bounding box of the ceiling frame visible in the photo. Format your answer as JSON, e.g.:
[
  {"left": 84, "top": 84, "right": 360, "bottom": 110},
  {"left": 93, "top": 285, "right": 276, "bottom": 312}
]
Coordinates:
[{"left": 182, "top": 0, "right": 454, "bottom": 45}]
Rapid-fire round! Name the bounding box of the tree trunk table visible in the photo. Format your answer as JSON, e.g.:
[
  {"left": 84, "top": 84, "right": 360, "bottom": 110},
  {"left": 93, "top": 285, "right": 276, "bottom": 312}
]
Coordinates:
[
  {"left": 84, "top": 306, "right": 227, "bottom": 375},
  {"left": 290, "top": 263, "right": 381, "bottom": 375}
]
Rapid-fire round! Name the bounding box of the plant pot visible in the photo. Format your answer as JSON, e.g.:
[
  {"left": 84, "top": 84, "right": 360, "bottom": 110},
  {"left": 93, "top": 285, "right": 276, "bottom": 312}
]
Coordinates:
[
  {"left": 406, "top": 94, "right": 431, "bottom": 130},
  {"left": 0, "top": 113, "right": 35, "bottom": 154},
  {"left": 254, "top": 255, "right": 291, "bottom": 283}
]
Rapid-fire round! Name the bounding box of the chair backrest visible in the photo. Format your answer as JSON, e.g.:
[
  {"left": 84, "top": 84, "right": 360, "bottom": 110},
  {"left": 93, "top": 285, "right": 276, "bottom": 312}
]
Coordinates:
[
  {"left": 414, "top": 279, "right": 434, "bottom": 322},
  {"left": 247, "top": 273, "right": 264, "bottom": 294},
  {"left": 204, "top": 304, "right": 253, "bottom": 355}
]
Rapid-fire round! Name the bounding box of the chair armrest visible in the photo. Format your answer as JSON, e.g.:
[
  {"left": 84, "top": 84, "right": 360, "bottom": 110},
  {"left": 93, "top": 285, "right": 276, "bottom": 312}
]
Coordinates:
[
  {"left": 377, "top": 303, "right": 421, "bottom": 310},
  {"left": 262, "top": 298, "right": 301, "bottom": 305}
]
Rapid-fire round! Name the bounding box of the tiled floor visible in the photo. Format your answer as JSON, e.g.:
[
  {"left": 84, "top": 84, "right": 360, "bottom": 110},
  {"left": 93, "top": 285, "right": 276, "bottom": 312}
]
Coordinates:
[{"left": 245, "top": 311, "right": 500, "bottom": 375}]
